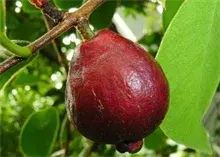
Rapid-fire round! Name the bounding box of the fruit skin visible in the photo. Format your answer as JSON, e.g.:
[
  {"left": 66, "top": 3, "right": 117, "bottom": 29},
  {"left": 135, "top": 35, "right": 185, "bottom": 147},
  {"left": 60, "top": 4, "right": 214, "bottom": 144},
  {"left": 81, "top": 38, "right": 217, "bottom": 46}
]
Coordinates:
[{"left": 66, "top": 29, "right": 169, "bottom": 146}]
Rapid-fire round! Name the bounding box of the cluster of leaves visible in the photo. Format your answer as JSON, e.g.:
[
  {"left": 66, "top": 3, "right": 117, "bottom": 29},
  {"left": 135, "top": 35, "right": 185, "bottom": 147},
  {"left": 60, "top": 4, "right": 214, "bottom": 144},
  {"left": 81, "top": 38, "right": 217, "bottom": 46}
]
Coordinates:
[{"left": 0, "top": 0, "right": 220, "bottom": 156}]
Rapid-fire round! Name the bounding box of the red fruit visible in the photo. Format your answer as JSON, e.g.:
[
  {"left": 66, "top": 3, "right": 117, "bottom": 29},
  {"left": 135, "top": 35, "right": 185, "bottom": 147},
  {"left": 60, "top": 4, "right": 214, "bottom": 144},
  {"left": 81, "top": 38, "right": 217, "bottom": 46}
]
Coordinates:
[
  {"left": 66, "top": 29, "right": 169, "bottom": 153},
  {"left": 29, "top": 0, "right": 48, "bottom": 8}
]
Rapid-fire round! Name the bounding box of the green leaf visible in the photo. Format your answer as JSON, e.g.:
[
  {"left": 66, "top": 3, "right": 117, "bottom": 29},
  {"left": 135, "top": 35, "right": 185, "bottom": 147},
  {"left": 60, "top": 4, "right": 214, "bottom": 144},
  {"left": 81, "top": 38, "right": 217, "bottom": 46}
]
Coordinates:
[
  {"left": 90, "top": 1, "right": 117, "bottom": 29},
  {"left": 8, "top": 21, "right": 45, "bottom": 41},
  {"left": 21, "top": 0, "right": 41, "bottom": 14},
  {"left": 13, "top": 73, "right": 40, "bottom": 85},
  {"left": 53, "top": 0, "right": 83, "bottom": 11},
  {"left": 0, "top": 53, "right": 38, "bottom": 91},
  {"left": 156, "top": 0, "right": 220, "bottom": 153},
  {"left": 20, "top": 108, "right": 59, "bottom": 156},
  {"left": 163, "top": 0, "right": 184, "bottom": 31},
  {"left": 120, "top": 0, "right": 147, "bottom": 15},
  {"left": 144, "top": 128, "right": 166, "bottom": 150}
]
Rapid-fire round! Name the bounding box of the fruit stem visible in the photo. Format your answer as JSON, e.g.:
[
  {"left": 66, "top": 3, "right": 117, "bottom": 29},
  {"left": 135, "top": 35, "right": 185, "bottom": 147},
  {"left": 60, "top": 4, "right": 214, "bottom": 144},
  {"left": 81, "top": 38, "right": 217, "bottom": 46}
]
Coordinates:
[{"left": 76, "top": 19, "right": 95, "bottom": 40}]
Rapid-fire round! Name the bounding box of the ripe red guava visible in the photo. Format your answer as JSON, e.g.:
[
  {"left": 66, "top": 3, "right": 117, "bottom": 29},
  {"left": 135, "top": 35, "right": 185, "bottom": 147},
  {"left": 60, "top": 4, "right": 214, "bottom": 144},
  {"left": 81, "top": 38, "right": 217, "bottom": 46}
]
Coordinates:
[{"left": 66, "top": 29, "right": 169, "bottom": 153}]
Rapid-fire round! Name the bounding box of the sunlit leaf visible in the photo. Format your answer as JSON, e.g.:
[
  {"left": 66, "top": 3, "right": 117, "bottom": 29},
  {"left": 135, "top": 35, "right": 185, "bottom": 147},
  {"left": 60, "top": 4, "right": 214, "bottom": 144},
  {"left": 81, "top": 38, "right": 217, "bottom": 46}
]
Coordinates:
[{"left": 157, "top": 0, "right": 220, "bottom": 153}]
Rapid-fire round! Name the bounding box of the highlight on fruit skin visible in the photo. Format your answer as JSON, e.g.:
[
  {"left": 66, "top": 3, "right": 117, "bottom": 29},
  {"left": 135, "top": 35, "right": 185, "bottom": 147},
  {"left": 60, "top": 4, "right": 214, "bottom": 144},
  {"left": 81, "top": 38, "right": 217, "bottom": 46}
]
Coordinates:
[
  {"left": 29, "top": 0, "right": 48, "bottom": 8},
  {"left": 66, "top": 29, "right": 169, "bottom": 153}
]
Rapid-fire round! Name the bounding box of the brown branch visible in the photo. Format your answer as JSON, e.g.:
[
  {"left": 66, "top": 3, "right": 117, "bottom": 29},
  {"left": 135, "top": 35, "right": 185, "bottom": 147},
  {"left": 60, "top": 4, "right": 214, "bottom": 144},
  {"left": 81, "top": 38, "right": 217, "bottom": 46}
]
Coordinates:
[
  {"left": 76, "top": 0, "right": 106, "bottom": 18},
  {"left": 0, "top": 0, "right": 106, "bottom": 74},
  {"left": 0, "top": 56, "right": 23, "bottom": 73},
  {"left": 27, "top": 13, "right": 77, "bottom": 52}
]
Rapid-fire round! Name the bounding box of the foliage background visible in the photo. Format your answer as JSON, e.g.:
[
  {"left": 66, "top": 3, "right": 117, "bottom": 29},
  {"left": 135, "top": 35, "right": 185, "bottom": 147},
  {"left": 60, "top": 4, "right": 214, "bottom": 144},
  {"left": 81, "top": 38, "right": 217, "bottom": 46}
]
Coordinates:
[{"left": 0, "top": 0, "right": 220, "bottom": 156}]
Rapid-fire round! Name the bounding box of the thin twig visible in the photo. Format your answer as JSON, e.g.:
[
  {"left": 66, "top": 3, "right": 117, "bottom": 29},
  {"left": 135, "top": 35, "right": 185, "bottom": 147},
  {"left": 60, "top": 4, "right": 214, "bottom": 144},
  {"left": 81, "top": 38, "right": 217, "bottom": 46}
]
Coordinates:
[
  {"left": 62, "top": 120, "right": 71, "bottom": 157},
  {"left": 0, "top": 0, "right": 106, "bottom": 74}
]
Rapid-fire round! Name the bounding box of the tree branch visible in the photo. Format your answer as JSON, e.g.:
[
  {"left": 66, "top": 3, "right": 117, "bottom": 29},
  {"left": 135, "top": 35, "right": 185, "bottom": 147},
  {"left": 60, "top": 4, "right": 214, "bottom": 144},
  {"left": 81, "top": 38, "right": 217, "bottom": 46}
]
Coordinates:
[
  {"left": 0, "top": 56, "right": 23, "bottom": 73},
  {"left": 0, "top": 0, "right": 106, "bottom": 74}
]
